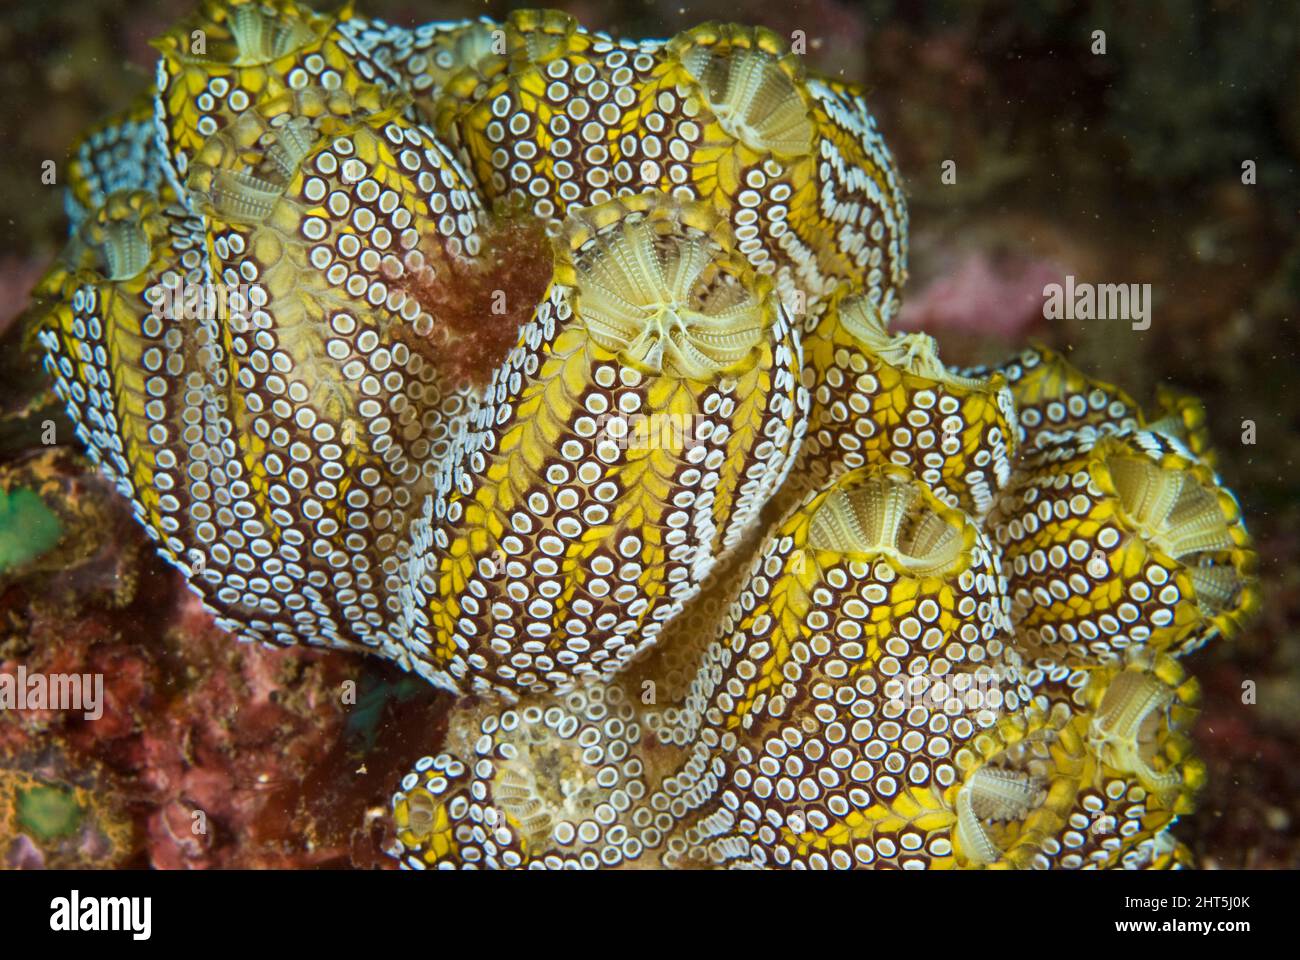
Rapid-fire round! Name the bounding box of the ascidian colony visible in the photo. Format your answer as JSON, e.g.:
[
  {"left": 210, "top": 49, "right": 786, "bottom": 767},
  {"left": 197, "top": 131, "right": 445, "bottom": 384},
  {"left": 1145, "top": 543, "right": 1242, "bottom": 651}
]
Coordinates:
[{"left": 9, "top": 0, "right": 1268, "bottom": 872}]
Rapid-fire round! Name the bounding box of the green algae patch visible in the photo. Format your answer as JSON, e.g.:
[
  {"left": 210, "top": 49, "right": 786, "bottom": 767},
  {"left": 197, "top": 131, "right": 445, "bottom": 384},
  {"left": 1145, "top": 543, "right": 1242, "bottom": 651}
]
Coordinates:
[
  {"left": 15, "top": 782, "right": 83, "bottom": 841},
  {"left": 0, "top": 486, "right": 62, "bottom": 572}
]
